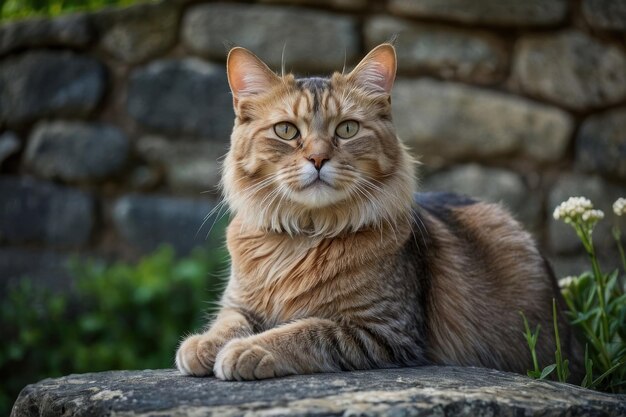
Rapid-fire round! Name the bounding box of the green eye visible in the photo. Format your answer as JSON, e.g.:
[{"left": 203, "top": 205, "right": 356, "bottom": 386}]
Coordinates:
[
  {"left": 335, "top": 120, "right": 359, "bottom": 139},
  {"left": 274, "top": 122, "right": 299, "bottom": 140}
]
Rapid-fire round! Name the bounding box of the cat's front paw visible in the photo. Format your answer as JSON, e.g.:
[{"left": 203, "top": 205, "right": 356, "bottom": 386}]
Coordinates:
[
  {"left": 214, "top": 339, "right": 289, "bottom": 381},
  {"left": 176, "top": 334, "right": 223, "bottom": 376}
]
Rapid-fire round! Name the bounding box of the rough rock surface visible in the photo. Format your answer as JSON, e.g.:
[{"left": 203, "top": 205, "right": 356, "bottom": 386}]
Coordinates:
[
  {"left": 11, "top": 367, "right": 626, "bottom": 417},
  {"left": 576, "top": 107, "right": 626, "bottom": 181},
  {"left": 0, "top": 51, "right": 105, "bottom": 126},
  {"left": 259, "top": 0, "right": 367, "bottom": 9},
  {"left": 582, "top": 0, "right": 626, "bottom": 31},
  {"left": 513, "top": 31, "right": 626, "bottom": 110},
  {"left": 392, "top": 79, "right": 573, "bottom": 161},
  {"left": 126, "top": 58, "right": 233, "bottom": 139},
  {"left": 365, "top": 17, "right": 507, "bottom": 84},
  {"left": 24, "top": 121, "right": 129, "bottom": 182},
  {"left": 0, "top": 131, "right": 20, "bottom": 167},
  {"left": 112, "top": 194, "right": 219, "bottom": 254},
  {"left": 0, "top": 176, "right": 94, "bottom": 247},
  {"left": 388, "top": 0, "right": 568, "bottom": 26},
  {"left": 181, "top": 3, "right": 358, "bottom": 72}
]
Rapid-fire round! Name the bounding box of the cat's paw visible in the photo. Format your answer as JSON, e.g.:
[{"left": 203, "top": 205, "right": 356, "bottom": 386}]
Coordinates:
[
  {"left": 176, "top": 334, "right": 222, "bottom": 376},
  {"left": 214, "top": 339, "right": 285, "bottom": 380}
]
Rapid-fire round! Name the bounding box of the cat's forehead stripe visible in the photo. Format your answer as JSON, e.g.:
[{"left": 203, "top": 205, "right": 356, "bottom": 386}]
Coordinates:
[{"left": 296, "top": 77, "right": 331, "bottom": 113}]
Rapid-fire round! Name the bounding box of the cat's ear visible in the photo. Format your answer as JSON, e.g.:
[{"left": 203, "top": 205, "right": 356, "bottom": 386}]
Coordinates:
[
  {"left": 348, "top": 43, "right": 397, "bottom": 94},
  {"left": 227, "top": 47, "right": 281, "bottom": 108}
]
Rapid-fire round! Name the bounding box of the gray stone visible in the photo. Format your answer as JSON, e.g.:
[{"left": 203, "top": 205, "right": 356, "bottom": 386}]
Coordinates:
[
  {"left": 11, "top": 367, "right": 626, "bottom": 417},
  {"left": 126, "top": 58, "right": 233, "bottom": 140},
  {"left": 112, "top": 194, "right": 220, "bottom": 255},
  {"left": 421, "top": 164, "right": 542, "bottom": 232},
  {"left": 181, "top": 3, "right": 358, "bottom": 73},
  {"left": 0, "top": 131, "right": 20, "bottom": 167},
  {"left": 136, "top": 136, "right": 227, "bottom": 192},
  {"left": 548, "top": 174, "right": 626, "bottom": 254},
  {"left": 24, "top": 122, "right": 129, "bottom": 182},
  {"left": 513, "top": 31, "right": 626, "bottom": 111},
  {"left": 582, "top": 0, "right": 626, "bottom": 31},
  {"left": 365, "top": 17, "right": 507, "bottom": 84},
  {"left": 388, "top": 0, "right": 568, "bottom": 26},
  {"left": 0, "top": 248, "right": 73, "bottom": 295},
  {"left": 0, "top": 176, "right": 94, "bottom": 247},
  {"left": 259, "top": 0, "right": 367, "bottom": 9},
  {"left": 0, "top": 13, "right": 92, "bottom": 56},
  {"left": 97, "top": 2, "right": 179, "bottom": 64},
  {"left": 392, "top": 79, "right": 573, "bottom": 162},
  {"left": 0, "top": 51, "right": 106, "bottom": 126},
  {"left": 576, "top": 107, "right": 626, "bottom": 181}
]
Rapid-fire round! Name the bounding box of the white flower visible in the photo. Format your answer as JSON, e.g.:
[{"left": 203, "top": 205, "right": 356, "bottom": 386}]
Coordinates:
[
  {"left": 553, "top": 196, "right": 604, "bottom": 225},
  {"left": 558, "top": 276, "right": 577, "bottom": 288},
  {"left": 582, "top": 209, "right": 604, "bottom": 222},
  {"left": 614, "top": 198, "right": 626, "bottom": 216}
]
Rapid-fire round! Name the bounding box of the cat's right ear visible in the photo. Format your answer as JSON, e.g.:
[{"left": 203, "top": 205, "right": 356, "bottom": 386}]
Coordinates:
[{"left": 227, "top": 47, "right": 281, "bottom": 109}]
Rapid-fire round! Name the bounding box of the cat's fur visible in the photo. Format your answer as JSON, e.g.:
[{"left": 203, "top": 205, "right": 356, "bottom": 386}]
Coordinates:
[{"left": 176, "top": 44, "right": 579, "bottom": 381}]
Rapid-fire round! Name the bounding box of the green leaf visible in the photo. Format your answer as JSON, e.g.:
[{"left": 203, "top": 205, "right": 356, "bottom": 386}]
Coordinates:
[{"left": 540, "top": 364, "right": 557, "bottom": 380}]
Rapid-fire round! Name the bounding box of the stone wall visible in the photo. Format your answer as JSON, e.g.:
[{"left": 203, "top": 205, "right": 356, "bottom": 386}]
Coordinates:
[{"left": 1, "top": 0, "right": 625, "bottom": 290}]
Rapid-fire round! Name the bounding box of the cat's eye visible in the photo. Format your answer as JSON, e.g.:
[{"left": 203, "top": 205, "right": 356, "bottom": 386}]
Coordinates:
[
  {"left": 274, "top": 122, "right": 299, "bottom": 140},
  {"left": 335, "top": 120, "right": 359, "bottom": 139}
]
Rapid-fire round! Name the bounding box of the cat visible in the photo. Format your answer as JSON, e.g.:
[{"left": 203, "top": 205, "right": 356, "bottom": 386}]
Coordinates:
[{"left": 175, "top": 43, "right": 579, "bottom": 381}]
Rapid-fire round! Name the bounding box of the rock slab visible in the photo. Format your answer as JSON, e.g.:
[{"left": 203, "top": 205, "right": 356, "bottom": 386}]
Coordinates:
[{"left": 11, "top": 367, "right": 626, "bottom": 417}]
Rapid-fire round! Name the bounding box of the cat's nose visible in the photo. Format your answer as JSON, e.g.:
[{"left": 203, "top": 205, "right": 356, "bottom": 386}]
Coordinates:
[{"left": 307, "top": 153, "right": 330, "bottom": 171}]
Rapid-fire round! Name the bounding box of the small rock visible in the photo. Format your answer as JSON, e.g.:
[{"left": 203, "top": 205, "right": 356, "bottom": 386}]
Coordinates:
[
  {"left": 126, "top": 58, "right": 233, "bottom": 140},
  {"left": 365, "top": 16, "right": 508, "bottom": 84},
  {"left": 388, "top": 0, "right": 568, "bottom": 26},
  {"left": 136, "top": 136, "right": 226, "bottom": 192},
  {"left": 0, "top": 131, "right": 20, "bottom": 167},
  {"left": 582, "top": 0, "right": 626, "bottom": 31},
  {"left": 181, "top": 3, "right": 358, "bottom": 73},
  {"left": 548, "top": 174, "right": 626, "bottom": 254},
  {"left": 513, "top": 31, "right": 626, "bottom": 110},
  {"left": 0, "top": 176, "right": 94, "bottom": 247},
  {"left": 392, "top": 79, "right": 573, "bottom": 162},
  {"left": 24, "top": 121, "right": 129, "bottom": 182},
  {"left": 421, "top": 164, "right": 542, "bottom": 232},
  {"left": 112, "top": 194, "right": 220, "bottom": 255},
  {"left": 576, "top": 107, "right": 626, "bottom": 181},
  {"left": 96, "top": 2, "right": 179, "bottom": 64},
  {"left": 0, "top": 13, "right": 92, "bottom": 56},
  {"left": 0, "top": 51, "right": 106, "bottom": 126}
]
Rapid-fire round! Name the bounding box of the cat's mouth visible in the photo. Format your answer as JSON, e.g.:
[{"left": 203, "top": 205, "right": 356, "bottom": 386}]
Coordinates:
[{"left": 301, "top": 177, "right": 333, "bottom": 190}]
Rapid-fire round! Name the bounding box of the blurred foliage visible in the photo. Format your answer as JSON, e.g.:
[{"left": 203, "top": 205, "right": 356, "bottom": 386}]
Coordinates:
[
  {"left": 0, "top": 244, "right": 227, "bottom": 415},
  {"left": 0, "top": 0, "right": 150, "bottom": 21}
]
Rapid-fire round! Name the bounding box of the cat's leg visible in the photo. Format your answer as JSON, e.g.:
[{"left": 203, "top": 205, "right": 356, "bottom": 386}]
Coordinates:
[
  {"left": 176, "top": 308, "right": 254, "bottom": 376},
  {"left": 214, "top": 317, "right": 403, "bottom": 380}
]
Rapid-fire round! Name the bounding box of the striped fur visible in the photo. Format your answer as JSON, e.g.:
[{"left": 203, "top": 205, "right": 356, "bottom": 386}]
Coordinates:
[{"left": 176, "top": 44, "right": 579, "bottom": 381}]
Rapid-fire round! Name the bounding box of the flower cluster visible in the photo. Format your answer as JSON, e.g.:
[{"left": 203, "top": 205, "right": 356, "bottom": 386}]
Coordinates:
[
  {"left": 553, "top": 197, "right": 604, "bottom": 224},
  {"left": 558, "top": 275, "right": 578, "bottom": 288},
  {"left": 614, "top": 198, "right": 626, "bottom": 217}
]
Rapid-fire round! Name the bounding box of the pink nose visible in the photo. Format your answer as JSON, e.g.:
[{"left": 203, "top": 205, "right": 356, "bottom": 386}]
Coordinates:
[{"left": 307, "top": 153, "right": 329, "bottom": 170}]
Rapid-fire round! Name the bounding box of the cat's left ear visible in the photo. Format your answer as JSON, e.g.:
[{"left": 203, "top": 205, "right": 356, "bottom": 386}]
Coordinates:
[
  {"left": 348, "top": 43, "right": 397, "bottom": 95},
  {"left": 227, "top": 47, "right": 281, "bottom": 108}
]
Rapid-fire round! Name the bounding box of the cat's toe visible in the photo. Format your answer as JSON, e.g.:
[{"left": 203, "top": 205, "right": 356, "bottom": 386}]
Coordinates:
[
  {"left": 214, "top": 340, "right": 278, "bottom": 381},
  {"left": 176, "top": 334, "right": 214, "bottom": 376}
]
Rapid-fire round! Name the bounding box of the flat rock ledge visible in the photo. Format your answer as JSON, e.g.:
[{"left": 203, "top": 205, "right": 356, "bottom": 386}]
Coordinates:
[{"left": 11, "top": 367, "right": 626, "bottom": 417}]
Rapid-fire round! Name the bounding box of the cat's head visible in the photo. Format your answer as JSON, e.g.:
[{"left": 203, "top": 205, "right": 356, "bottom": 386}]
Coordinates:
[{"left": 222, "top": 43, "right": 416, "bottom": 237}]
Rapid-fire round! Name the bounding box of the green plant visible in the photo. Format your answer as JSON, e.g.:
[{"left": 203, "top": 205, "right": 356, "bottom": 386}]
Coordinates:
[
  {"left": 0, "top": 0, "right": 149, "bottom": 21},
  {"left": 522, "top": 197, "right": 626, "bottom": 393},
  {"left": 0, "top": 244, "right": 227, "bottom": 416}
]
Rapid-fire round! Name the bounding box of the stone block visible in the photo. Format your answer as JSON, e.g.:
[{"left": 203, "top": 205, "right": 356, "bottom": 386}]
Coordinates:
[
  {"left": 392, "top": 79, "right": 573, "bottom": 162},
  {"left": 582, "top": 0, "right": 626, "bottom": 31},
  {"left": 96, "top": 2, "right": 179, "bottom": 64},
  {"left": 548, "top": 174, "right": 626, "bottom": 254},
  {"left": 576, "top": 107, "right": 626, "bottom": 181},
  {"left": 112, "top": 194, "right": 220, "bottom": 255},
  {"left": 0, "top": 248, "right": 73, "bottom": 294},
  {"left": 126, "top": 58, "right": 233, "bottom": 140},
  {"left": 259, "top": 0, "right": 367, "bottom": 9},
  {"left": 136, "top": 136, "right": 226, "bottom": 192},
  {"left": 0, "top": 131, "right": 20, "bottom": 167},
  {"left": 181, "top": 3, "right": 358, "bottom": 73},
  {"left": 365, "top": 16, "right": 507, "bottom": 84},
  {"left": 0, "top": 13, "right": 92, "bottom": 56},
  {"left": 388, "top": 0, "right": 568, "bottom": 26},
  {"left": 0, "top": 51, "right": 106, "bottom": 126},
  {"left": 24, "top": 121, "right": 129, "bottom": 182},
  {"left": 0, "top": 176, "right": 94, "bottom": 247},
  {"left": 11, "top": 368, "right": 626, "bottom": 417},
  {"left": 513, "top": 31, "right": 626, "bottom": 110},
  {"left": 421, "top": 164, "right": 542, "bottom": 232}
]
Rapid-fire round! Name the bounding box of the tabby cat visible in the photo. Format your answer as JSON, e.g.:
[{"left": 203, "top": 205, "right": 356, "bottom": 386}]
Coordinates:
[{"left": 176, "top": 43, "right": 578, "bottom": 381}]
